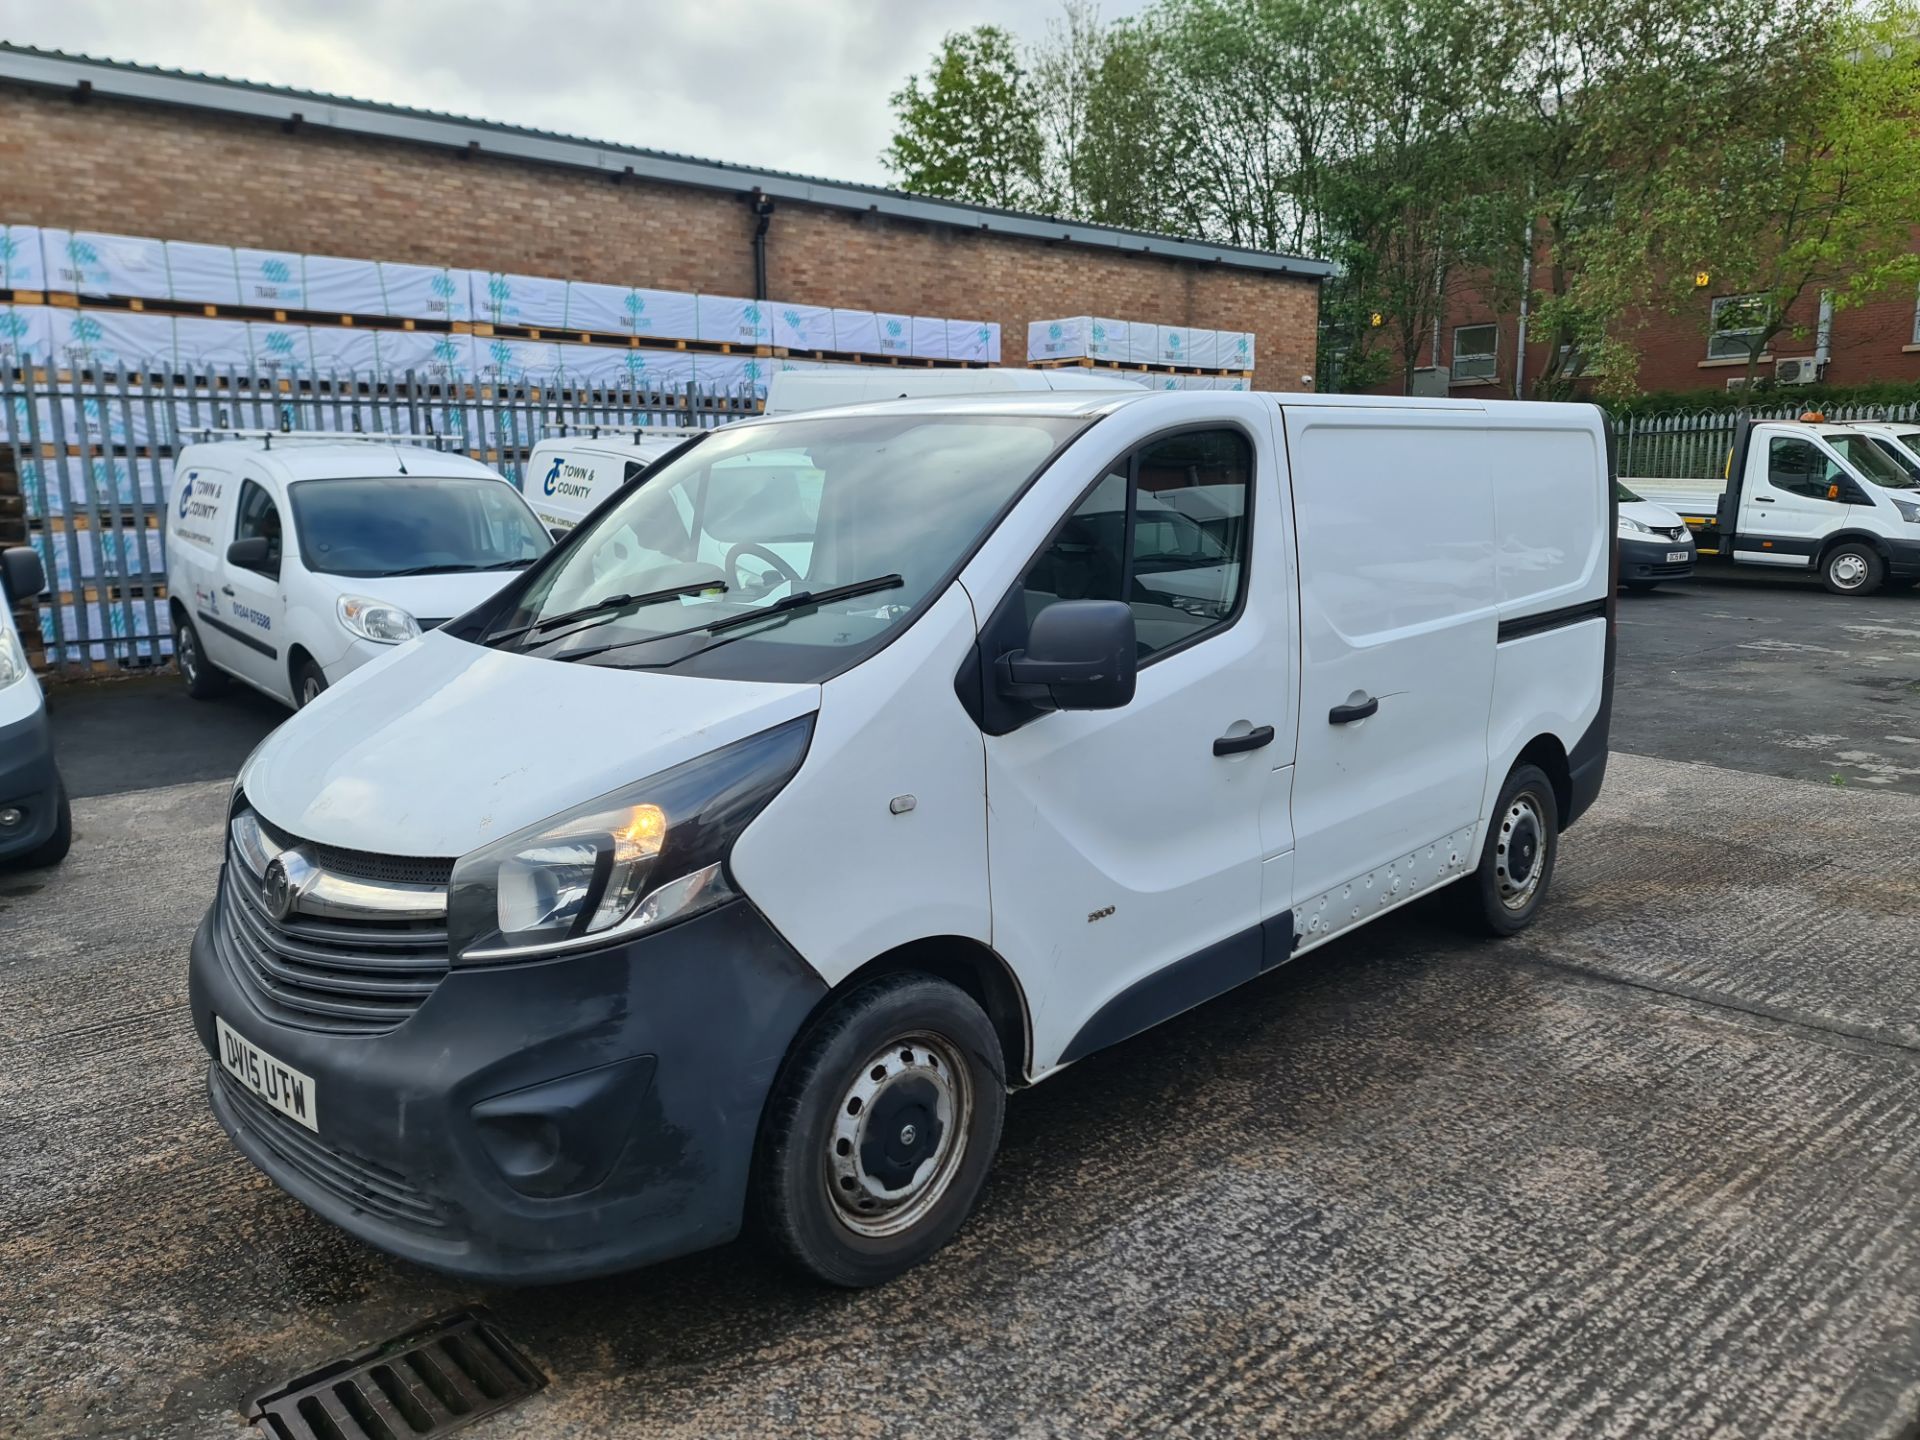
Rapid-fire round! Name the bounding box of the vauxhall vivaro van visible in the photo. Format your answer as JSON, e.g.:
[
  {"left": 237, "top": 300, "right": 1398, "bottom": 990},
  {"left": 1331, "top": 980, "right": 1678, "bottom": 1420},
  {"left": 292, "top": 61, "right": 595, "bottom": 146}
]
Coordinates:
[
  {"left": 166, "top": 432, "right": 551, "bottom": 708},
  {"left": 189, "top": 390, "right": 1612, "bottom": 1287}
]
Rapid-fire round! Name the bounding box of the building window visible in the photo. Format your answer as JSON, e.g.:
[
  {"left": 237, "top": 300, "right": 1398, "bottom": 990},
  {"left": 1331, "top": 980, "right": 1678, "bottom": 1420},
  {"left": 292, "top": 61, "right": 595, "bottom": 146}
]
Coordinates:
[
  {"left": 1708, "top": 294, "right": 1769, "bottom": 360},
  {"left": 1451, "top": 324, "right": 1498, "bottom": 381}
]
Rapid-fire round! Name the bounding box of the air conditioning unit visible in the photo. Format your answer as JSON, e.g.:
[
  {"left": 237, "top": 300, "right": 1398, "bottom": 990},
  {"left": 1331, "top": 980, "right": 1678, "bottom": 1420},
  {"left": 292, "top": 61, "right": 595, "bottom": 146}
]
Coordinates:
[{"left": 1774, "top": 356, "right": 1819, "bottom": 385}]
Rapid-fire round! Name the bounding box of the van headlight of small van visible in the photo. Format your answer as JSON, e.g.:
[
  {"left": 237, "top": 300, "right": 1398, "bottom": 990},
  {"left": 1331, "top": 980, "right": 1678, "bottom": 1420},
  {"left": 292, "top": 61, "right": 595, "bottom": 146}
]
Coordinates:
[
  {"left": 1618, "top": 516, "right": 1654, "bottom": 536},
  {"left": 337, "top": 595, "right": 421, "bottom": 645},
  {"left": 0, "top": 624, "right": 27, "bottom": 691},
  {"left": 1892, "top": 496, "right": 1920, "bottom": 525},
  {"left": 447, "top": 714, "right": 814, "bottom": 962}
]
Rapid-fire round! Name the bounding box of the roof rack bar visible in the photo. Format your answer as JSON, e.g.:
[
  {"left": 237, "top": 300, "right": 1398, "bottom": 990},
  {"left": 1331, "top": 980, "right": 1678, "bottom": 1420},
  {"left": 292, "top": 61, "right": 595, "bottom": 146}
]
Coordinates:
[
  {"left": 180, "top": 425, "right": 453, "bottom": 450},
  {"left": 544, "top": 421, "right": 706, "bottom": 443}
]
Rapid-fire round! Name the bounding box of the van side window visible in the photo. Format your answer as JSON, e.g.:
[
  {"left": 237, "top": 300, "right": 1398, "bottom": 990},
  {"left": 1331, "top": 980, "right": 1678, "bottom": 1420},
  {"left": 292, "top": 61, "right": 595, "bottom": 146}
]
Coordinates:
[
  {"left": 1767, "top": 437, "right": 1843, "bottom": 501},
  {"left": 1020, "top": 428, "right": 1252, "bottom": 662},
  {"left": 234, "top": 480, "right": 283, "bottom": 571}
]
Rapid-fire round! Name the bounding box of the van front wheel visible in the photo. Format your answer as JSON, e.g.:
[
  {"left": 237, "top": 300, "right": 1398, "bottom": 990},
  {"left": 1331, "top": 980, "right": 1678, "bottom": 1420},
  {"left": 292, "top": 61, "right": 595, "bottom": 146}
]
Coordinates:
[
  {"left": 174, "top": 616, "right": 228, "bottom": 699},
  {"left": 1822, "top": 542, "right": 1884, "bottom": 596},
  {"left": 1462, "top": 763, "right": 1559, "bottom": 937},
  {"left": 752, "top": 974, "right": 1005, "bottom": 1288}
]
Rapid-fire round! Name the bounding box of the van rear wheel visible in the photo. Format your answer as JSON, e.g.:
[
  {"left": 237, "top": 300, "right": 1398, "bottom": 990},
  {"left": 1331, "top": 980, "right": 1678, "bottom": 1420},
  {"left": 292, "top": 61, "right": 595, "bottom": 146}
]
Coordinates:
[
  {"left": 1462, "top": 763, "right": 1559, "bottom": 937},
  {"left": 173, "top": 615, "right": 228, "bottom": 699},
  {"left": 1821, "top": 542, "right": 1884, "bottom": 596},
  {"left": 752, "top": 974, "right": 1005, "bottom": 1288}
]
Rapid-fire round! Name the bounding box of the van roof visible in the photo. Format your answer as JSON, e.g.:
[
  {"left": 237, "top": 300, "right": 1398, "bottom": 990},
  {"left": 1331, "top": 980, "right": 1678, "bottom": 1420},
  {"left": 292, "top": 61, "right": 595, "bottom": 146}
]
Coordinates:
[
  {"left": 174, "top": 438, "right": 510, "bottom": 483},
  {"left": 733, "top": 389, "right": 1607, "bottom": 425}
]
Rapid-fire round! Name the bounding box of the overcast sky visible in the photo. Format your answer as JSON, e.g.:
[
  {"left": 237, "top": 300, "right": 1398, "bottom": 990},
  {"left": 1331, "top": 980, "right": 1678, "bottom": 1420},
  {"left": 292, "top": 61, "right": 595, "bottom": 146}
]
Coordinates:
[{"left": 0, "top": 1, "right": 1153, "bottom": 185}]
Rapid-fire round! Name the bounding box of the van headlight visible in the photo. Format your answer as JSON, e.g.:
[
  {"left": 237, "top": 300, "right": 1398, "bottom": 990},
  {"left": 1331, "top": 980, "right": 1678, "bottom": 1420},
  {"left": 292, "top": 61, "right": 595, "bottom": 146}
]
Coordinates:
[
  {"left": 447, "top": 715, "right": 813, "bottom": 962},
  {"left": 1893, "top": 496, "right": 1920, "bottom": 525},
  {"left": 337, "top": 595, "right": 421, "bottom": 645},
  {"left": 1618, "top": 516, "right": 1654, "bottom": 536},
  {"left": 0, "top": 624, "right": 27, "bottom": 691}
]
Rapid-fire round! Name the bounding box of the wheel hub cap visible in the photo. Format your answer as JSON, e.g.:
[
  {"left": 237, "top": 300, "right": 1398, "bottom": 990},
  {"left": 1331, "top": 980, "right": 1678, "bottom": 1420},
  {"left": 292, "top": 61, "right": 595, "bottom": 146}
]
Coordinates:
[
  {"left": 827, "top": 1033, "right": 971, "bottom": 1238},
  {"left": 1494, "top": 794, "right": 1548, "bottom": 911},
  {"left": 1833, "top": 555, "right": 1866, "bottom": 587}
]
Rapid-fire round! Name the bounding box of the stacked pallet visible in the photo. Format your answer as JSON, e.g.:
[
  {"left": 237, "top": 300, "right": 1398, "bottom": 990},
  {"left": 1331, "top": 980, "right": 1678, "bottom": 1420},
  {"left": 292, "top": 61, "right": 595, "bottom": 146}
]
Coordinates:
[{"left": 1026, "top": 315, "right": 1256, "bottom": 387}]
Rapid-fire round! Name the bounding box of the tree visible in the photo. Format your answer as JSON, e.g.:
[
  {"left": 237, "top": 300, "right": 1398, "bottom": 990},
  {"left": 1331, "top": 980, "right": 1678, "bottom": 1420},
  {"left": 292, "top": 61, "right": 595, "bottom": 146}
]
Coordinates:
[
  {"left": 882, "top": 27, "right": 1046, "bottom": 210},
  {"left": 1649, "top": 2, "right": 1920, "bottom": 386}
]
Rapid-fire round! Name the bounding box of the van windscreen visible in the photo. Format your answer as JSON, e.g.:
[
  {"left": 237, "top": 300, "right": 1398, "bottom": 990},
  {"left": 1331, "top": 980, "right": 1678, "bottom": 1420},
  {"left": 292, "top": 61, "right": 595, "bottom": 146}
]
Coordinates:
[
  {"left": 288, "top": 476, "right": 552, "bottom": 577},
  {"left": 486, "top": 412, "right": 1086, "bottom": 683}
]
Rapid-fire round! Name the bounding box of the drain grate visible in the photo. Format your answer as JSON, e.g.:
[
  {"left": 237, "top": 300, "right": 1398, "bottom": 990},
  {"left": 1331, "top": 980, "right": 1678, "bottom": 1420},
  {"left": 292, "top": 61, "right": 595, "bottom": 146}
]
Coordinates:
[{"left": 247, "top": 1308, "right": 546, "bottom": 1440}]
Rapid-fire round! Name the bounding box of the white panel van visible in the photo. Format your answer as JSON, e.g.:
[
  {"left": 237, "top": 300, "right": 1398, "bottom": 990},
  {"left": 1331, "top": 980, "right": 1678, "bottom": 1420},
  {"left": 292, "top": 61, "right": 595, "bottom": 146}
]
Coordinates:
[
  {"left": 519, "top": 427, "right": 700, "bottom": 536},
  {"left": 165, "top": 433, "right": 551, "bottom": 708},
  {"left": 187, "top": 392, "right": 1612, "bottom": 1289},
  {"left": 0, "top": 547, "right": 70, "bottom": 868}
]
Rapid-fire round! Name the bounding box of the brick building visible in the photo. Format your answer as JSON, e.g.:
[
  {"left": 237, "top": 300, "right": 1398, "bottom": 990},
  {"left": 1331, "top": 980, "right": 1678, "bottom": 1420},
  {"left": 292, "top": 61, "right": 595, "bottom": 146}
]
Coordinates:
[
  {"left": 0, "top": 46, "right": 1326, "bottom": 391},
  {"left": 1403, "top": 253, "right": 1920, "bottom": 402}
]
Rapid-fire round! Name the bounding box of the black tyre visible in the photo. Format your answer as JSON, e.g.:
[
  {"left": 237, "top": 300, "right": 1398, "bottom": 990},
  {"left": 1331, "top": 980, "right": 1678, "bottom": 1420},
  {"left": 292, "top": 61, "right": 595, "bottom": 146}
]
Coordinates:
[
  {"left": 173, "top": 614, "right": 228, "bottom": 699},
  {"left": 1462, "top": 762, "right": 1559, "bottom": 937},
  {"left": 1623, "top": 580, "right": 1659, "bottom": 592},
  {"left": 1821, "top": 542, "right": 1884, "bottom": 596},
  {"left": 752, "top": 973, "right": 1005, "bottom": 1288},
  {"left": 15, "top": 782, "right": 71, "bottom": 868},
  {"left": 293, "top": 657, "right": 329, "bottom": 709}
]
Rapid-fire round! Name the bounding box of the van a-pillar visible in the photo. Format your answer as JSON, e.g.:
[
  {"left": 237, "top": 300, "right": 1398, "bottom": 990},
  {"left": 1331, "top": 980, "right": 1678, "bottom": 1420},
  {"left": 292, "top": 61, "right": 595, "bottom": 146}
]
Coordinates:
[{"left": 748, "top": 191, "right": 776, "bottom": 301}]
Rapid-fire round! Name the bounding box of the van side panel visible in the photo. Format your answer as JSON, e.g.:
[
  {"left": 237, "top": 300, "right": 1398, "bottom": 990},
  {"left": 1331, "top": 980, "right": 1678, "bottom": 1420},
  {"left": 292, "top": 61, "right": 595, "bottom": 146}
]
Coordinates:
[
  {"left": 1479, "top": 417, "right": 1608, "bottom": 829},
  {"left": 730, "top": 584, "right": 992, "bottom": 988}
]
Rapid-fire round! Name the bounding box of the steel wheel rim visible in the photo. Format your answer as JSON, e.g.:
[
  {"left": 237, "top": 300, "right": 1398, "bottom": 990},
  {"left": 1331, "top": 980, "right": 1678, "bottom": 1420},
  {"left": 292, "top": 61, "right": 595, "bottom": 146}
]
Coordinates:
[
  {"left": 1830, "top": 553, "right": 1867, "bottom": 589},
  {"left": 177, "top": 625, "right": 198, "bottom": 682},
  {"left": 826, "top": 1031, "right": 971, "bottom": 1239},
  {"left": 300, "top": 676, "right": 323, "bottom": 706},
  {"left": 1494, "top": 793, "right": 1547, "bottom": 911}
]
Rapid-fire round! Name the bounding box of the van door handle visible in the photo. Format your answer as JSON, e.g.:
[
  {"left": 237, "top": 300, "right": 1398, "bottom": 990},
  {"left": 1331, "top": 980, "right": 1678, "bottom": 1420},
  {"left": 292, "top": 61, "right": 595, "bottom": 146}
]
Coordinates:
[
  {"left": 1213, "top": 725, "right": 1275, "bottom": 756},
  {"left": 220, "top": 585, "right": 236, "bottom": 596},
  {"left": 1329, "top": 697, "right": 1379, "bottom": 725},
  {"left": 1754, "top": 496, "right": 1775, "bottom": 503}
]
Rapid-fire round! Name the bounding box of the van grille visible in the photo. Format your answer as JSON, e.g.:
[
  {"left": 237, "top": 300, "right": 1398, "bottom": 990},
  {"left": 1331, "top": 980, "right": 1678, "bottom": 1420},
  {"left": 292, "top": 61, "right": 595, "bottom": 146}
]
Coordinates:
[
  {"left": 218, "top": 841, "right": 451, "bottom": 1035},
  {"left": 215, "top": 1069, "right": 448, "bottom": 1232}
]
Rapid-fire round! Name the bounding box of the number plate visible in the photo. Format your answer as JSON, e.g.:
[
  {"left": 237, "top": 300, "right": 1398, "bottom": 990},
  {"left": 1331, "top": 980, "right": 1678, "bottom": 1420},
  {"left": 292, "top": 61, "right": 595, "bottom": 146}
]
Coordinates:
[
  {"left": 1667, "top": 550, "right": 1690, "bottom": 563},
  {"left": 216, "top": 1015, "right": 320, "bottom": 1132}
]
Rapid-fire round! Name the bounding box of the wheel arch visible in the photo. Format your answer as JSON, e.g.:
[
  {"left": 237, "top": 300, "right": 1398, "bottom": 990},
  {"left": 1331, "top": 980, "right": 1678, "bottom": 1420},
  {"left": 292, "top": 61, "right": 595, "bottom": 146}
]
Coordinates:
[
  {"left": 286, "top": 643, "right": 320, "bottom": 694},
  {"left": 1817, "top": 529, "right": 1894, "bottom": 565},
  {"left": 1512, "top": 732, "right": 1572, "bottom": 831},
  {"left": 808, "top": 936, "right": 1034, "bottom": 1086}
]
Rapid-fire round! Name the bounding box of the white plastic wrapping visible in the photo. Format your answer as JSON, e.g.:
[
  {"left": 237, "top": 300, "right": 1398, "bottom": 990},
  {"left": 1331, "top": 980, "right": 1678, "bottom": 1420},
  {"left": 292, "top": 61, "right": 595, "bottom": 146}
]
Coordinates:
[
  {"left": 613, "top": 348, "right": 695, "bottom": 392},
  {"left": 1127, "top": 324, "right": 1162, "bottom": 365},
  {"left": 39, "top": 600, "right": 168, "bottom": 664},
  {"left": 306, "top": 324, "right": 381, "bottom": 377},
  {"left": 831, "top": 309, "right": 879, "bottom": 354},
  {"left": 694, "top": 353, "right": 770, "bottom": 397},
  {"left": 169, "top": 317, "right": 252, "bottom": 371},
  {"left": 556, "top": 343, "right": 641, "bottom": 386},
  {"left": 1, "top": 225, "right": 47, "bottom": 291},
  {"left": 248, "top": 323, "right": 313, "bottom": 376},
  {"left": 1184, "top": 329, "right": 1219, "bottom": 369},
  {"left": 908, "top": 317, "right": 948, "bottom": 360},
  {"left": 1028, "top": 317, "right": 1085, "bottom": 361},
  {"left": 235, "top": 248, "right": 308, "bottom": 310},
  {"left": 303, "top": 254, "right": 387, "bottom": 315},
  {"left": 1226, "top": 331, "right": 1255, "bottom": 370},
  {"left": 0, "top": 304, "right": 55, "bottom": 366},
  {"left": 164, "top": 241, "right": 241, "bottom": 306},
  {"left": 945, "top": 320, "right": 993, "bottom": 363},
  {"left": 562, "top": 282, "right": 699, "bottom": 340},
  {"left": 41, "top": 229, "right": 170, "bottom": 299},
  {"left": 773, "top": 303, "right": 835, "bottom": 351},
  {"left": 477, "top": 271, "right": 569, "bottom": 328},
  {"left": 1157, "top": 325, "right": 1191, "bottom": 366},
  {"left": 475, "top": 337, "right": 563, "bottom": 383},
  {"left": 875, "top": 314, "right": 913, "bottom": 356},
  {"left": 55, "top": 309, "right": 177, "bottom": 372},
  {"left": 983, "top": 324, "right": 1002, "bottom": 364},
  {"left": 379, "top": 262, "right": 474, "bottom": 323},
  {"left": 368, "top": 327, "right": 446, "bottom": 381},
  {"left": 695, "top": 294, "right": 771, "bottom": 346}
]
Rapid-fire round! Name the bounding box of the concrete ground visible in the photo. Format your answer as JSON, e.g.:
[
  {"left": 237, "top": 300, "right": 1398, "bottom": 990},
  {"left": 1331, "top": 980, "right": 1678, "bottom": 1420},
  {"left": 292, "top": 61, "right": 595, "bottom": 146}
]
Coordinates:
[{"left": 4, "top": 574, "right": 1920, "bottom": 1439}]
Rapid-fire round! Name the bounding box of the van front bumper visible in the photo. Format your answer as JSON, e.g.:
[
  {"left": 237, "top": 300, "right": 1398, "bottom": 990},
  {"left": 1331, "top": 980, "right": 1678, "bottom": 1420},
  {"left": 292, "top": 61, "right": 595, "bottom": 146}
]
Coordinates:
[
  {"left": 1617, "top": 535, "right": 1695, "bottom": 583},
  {"left": 189, "top": 888, "right": 828, "bottom": 1284},
  {"left": 1883, "top": 534, "right": 1920, "bottom": 579},
  {"left": 0, "top": 707, "right": 64, "bottom": 862}
]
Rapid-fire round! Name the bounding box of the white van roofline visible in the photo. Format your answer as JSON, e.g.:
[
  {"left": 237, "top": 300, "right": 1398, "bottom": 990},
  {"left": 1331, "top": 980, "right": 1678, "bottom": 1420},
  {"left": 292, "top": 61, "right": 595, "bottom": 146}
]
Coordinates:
[{"left": 764, "top": 367, "right": 1145, "bottom": 416}]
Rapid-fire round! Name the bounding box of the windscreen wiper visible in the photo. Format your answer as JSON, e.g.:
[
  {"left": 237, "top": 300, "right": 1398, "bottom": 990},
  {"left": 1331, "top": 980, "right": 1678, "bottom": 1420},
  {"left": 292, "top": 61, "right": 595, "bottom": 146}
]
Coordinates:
[
  {"left": 552, "top": 573, "right": 905, "bottom": 664},
  {"left": 485, "top": 580, "right": 728, "bottom": 646},
  {"left": 383, "top": 561, "right": 487, "bottom": 578}
]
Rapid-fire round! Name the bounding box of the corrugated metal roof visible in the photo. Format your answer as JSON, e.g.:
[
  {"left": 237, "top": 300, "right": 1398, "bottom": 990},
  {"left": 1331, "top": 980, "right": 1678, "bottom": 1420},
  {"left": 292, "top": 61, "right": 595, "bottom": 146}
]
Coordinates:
[{"left": 0, "top": 43, "right": 1330, "bottom": 280}]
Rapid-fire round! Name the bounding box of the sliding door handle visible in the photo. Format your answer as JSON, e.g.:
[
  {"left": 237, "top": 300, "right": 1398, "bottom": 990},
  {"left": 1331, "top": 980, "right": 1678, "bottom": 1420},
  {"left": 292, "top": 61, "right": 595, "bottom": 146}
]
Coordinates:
[
  {"left": 1213, "top": 724, "right": 1275, "bottom": 757},
  {"left": 1329, "top": 696, "right": 1379, "bottom": 725}
]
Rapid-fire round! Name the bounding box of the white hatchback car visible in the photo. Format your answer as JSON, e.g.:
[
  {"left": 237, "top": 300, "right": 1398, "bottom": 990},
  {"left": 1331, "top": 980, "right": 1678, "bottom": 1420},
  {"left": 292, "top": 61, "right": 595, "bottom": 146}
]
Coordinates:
[{"left": 165, "top": 434, "right": 551, "bottom": 708}]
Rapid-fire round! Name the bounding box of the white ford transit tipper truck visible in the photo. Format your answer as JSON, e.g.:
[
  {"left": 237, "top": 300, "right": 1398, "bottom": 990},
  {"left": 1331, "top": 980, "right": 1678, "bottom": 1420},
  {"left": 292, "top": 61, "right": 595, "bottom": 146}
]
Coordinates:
[
  {"left": 1632, "top": 414, "right": 1920, "bottom": 594},
  {"left": 188, "top": 391, "right": 1614, "bottom": 1288},
  {"left": 166, "top": 432, "right": 552, "bottom": 708}
]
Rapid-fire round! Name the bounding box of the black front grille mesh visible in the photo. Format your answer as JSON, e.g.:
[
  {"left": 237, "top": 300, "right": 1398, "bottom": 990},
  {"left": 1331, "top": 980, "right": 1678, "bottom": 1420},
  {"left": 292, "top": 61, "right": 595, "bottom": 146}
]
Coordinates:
[{"left": 255, "top": 815, "right": 456, "bottom": 888}]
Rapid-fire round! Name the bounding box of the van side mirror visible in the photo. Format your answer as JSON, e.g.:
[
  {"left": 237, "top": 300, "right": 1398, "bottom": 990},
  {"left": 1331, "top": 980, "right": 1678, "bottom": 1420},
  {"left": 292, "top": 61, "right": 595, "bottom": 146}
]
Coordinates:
[
  {"left": 2, "top": 546, "right": 47, "bottom": 604},
  {"left": 549, "top": 526, "right": 570, "bottom": 542},
  {"left": 227, "top": 536, "right": 275, "bottom": 574},
  {"left": 996, "top": 600, "right": 1137, "bottom": 712}
]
